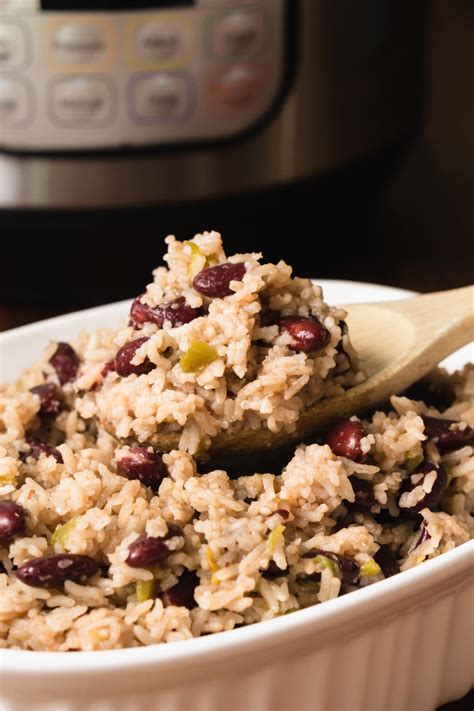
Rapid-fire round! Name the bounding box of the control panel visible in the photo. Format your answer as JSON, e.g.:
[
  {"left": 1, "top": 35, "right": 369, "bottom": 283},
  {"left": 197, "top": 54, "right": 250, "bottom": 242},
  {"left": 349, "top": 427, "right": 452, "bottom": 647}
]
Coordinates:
[{"left": 0, "top": 0, "right": 290, "bottom": 151}]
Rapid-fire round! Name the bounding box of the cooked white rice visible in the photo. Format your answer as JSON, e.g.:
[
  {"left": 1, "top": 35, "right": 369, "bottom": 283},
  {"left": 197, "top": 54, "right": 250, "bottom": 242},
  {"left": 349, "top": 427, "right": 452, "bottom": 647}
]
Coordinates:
[
  {"left": 0, "top": 235, "right": 472, "bottom": 652},
  {"left": 74, "top": 232, "right": 364, "bottom": 454}
]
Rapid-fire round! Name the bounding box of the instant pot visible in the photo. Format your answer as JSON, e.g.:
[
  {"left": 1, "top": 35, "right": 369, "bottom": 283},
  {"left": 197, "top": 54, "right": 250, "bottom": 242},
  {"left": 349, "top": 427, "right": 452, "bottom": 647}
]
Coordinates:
[{"left": 0, "top": 0, "right": 427, "bottom": 305}]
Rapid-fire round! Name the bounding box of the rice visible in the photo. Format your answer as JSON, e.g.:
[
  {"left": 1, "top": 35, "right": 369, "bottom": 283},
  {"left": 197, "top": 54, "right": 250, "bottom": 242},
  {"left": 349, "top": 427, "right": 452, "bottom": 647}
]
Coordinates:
[
  {"left": 0, "top": 234, "right": 472, "bottom": 652},
  {"left": 73, "top": 232, "right": 365, "bottom": 454}
]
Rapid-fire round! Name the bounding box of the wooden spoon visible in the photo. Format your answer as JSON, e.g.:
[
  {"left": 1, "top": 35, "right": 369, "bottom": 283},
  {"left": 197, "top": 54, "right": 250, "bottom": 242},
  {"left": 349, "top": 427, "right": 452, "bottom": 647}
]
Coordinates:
[{"left": 114, "top": 285, "right": 474, "bottom": 458}]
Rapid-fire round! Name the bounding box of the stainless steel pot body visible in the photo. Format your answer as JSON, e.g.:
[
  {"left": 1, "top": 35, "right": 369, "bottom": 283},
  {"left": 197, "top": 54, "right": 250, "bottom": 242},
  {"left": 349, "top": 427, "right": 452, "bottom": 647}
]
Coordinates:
[{"left": 0, "top": 0, "right": 426, "bottom": 208}]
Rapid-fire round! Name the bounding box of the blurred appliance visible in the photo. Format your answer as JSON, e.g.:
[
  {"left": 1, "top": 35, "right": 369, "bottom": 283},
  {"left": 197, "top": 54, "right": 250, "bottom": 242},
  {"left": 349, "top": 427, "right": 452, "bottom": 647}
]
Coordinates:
[
  {"left": 0, "top": 0, "right": 426, "bottom": 209},
  {"left": 0, "top": 0, "right": 427, "bottom": 310}
]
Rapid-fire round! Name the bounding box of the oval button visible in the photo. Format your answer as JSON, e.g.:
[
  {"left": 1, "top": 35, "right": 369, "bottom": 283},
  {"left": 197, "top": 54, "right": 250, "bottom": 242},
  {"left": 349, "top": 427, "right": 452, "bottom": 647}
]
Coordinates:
[
  {"left": 129, "top": 72, "right": 193, "bottom": 123},
  {"left": 50, "top": 77, "right": 113, "bottom": 126},
  {"left": 200, "top": 1, "right": 255, "bottom": 6},
  {"left": 210, "top": 10, "right": 265, "bottom": 59},
  {"left": 136, "top": 20, "right": 186, "bottom": 63},
  {"left": 0, "top": 77, "right": 31, "bottom": 125},
  {"left": 53, "top": 23, "right": 107, "bottom": 64},
  {"left": 211, "top": 65, "right": 261, "bottom": 107},
  {"left": 0, "top": 21, "right": 27, "bottom": 70}
]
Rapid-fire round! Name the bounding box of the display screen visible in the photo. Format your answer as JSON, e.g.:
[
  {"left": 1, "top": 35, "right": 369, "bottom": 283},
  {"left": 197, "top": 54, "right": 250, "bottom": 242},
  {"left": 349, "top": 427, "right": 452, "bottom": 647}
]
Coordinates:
[{"left": 41, "top": 0, "right": 194, "bottom": 10}]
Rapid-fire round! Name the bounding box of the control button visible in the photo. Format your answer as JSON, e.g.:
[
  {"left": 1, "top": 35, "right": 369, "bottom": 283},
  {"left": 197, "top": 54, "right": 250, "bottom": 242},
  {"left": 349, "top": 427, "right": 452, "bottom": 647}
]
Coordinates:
[
  {"left": 0, "top": 21, "right": 28, "bottom": 70},
  {"left": 135, "top": 20, "right": 187, "bottom": 63},
  {"left": 52, "top": 23, "right": 107, "bottom": 65},
  {"left": 129, "top": 72, "right": 193, "bottom": 123},
  {"left": 50, "top": 77, "right": 114, "bottom": 126},
  {"left": 200, "top": 1, "right": 256, "bottom": 6},
  {"left": 0, "top": 77, "right": 31, "bottom": 126},
  {"left": 209, "top": 9, "right": 266, "bottom": 59},
  {"left": 3, "top": 0, "right": 38, "bottom": 11},
  {"left": 209, "top": 64, "right": 262, "bottom": 108}
]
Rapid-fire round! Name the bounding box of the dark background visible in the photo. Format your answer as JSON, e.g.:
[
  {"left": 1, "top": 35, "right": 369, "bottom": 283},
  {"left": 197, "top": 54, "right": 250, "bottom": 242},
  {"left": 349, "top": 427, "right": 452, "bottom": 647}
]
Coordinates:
[{"left": 0, "top": 3, "right": 472, "bottom": 707}]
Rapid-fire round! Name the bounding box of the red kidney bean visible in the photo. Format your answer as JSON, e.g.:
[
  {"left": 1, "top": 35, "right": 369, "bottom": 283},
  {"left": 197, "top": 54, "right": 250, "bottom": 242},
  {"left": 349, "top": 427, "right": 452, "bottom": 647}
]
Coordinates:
[
  {"left": 193, "top": 262, "right": 246, "bottom": 298},
  {"left": 279, "top": 316, "right": 330, "bottom": 353},
  {"left": 130, "top": 295, "right": 200, "bottom": 329},
  {"left": 261, "top": 560, "right": 289, "bottom": 579},
  {"left": 21, "top": 435, "right": 63, "bottom": 464},
  {"left": 414, "top": 520, "right": 431, "bottom": 548},
  {"left": 116, "top": 447, "right": 168, "bottom": 492},
  {"left": 16, "top": 554, "right": 99, "bottom": 588},
  {"left": 30, "top": 383, "right": 62, "bottom": 418},
  {"left": 303, "top": 549, "right": 360, "bottom": 585},
  {"left": 148, "top": 296, "right": 200, "bottom": 327},
  {"left": 332, "top": 554, "right": 359, "bottom": 585},
  {"left": 374, "top": 545, "right": 400, "bottom": 578},
  {"left": 0, "top": 501, "right": 27, "bottom": 544},
  {"left": 129, "top": 296, "right": 150, "bottom": 327},
  {"left": 162, "top": 570, "right": 199, "bottom": 609},
  {"left": 114, "top": 337, "right": 155, "bottom": 377},
  {"left": 126, "top": 525, "right": 184, "bottom": 568},
  {"left": 398, "top": 460, "right": 447, "bottom": 516},
  {"left": 350, "top": 478, "right": 376, "bottom": 512},
  {"left": 423, "top": 416, "right": 474, "bottom": 452},
  {"left": 88, "top": 360, "right": 115, "bottom": 392},
  {"left": 101, "top": 359, "right": 116, "bottom": 378},
  {"left": 327, "top": 419, "right": 366, "bottom": 461},
  {"left": 49, "top": 342, "right": 80, "bottom": 385}
]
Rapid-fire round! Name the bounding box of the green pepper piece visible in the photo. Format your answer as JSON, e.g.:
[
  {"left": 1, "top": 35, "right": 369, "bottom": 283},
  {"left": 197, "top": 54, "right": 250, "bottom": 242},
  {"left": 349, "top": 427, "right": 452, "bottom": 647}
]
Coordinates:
[
  {"left": 180, "top": 341, "right": 218, "bottom": 374},
  {"left": 51, "top": 519, "right": 76, "bottom": 550},
  {"left": 136, "top": 579, "right": 155, "bottom": 602},
  {"left": 314, "top": 554, "right": 339, "bottom": 577},
  {"left": 360, "top": 559, "right": 382, "bottom": 577},
  {"left": 405, "top": 451, "right": 424, "bottom": 472}
]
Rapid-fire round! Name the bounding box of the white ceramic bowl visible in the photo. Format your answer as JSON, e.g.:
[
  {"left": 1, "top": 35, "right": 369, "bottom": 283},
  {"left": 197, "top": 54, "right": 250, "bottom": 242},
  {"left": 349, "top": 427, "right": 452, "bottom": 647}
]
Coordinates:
[{"left": 1, "top": 281, "right": 473, "bottom": 711}]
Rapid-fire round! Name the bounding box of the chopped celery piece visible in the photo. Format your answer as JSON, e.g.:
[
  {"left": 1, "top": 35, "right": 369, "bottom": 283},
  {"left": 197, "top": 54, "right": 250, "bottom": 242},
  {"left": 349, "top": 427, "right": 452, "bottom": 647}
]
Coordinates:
[
  {"left": 298, "top": 577, "right": 321, "bottom": 592},
  {"left": 136, "top": 579, "right": 155, "bottom": 602},
  {"left": 405, "top": 451, "right": 423, "bottom": 472},
  {"left": 444, "top": 464, "right": 453, "bottom": 486},
  {"left": 184, "top": 240, "right": 201, "bottom": 254},
  {"left": 205, "top": 546, "right": 219, "bottom": 572},
  {"left": 267, "top": 524, "right": 285, "bottom": 554},
  {"left": 184, "top": 241, "right": 206, "bottom": 277},
  {"left": 314, "top": 554, "right": 339, "bottom": 577},
  {"left": 205, "top": 546, "right": 219, "bottom": 584},
  {"left": 184, "top": 241, "right": 218, "bottom": 277},
  {"left": 360, "top": 559, "right": 382, "bottom": 577},
  {"left": 180, "top": 341, "right": 218, "bottom": 374},
  {"left": 51, "top": 519, "right": 76, "bottom": 550}
]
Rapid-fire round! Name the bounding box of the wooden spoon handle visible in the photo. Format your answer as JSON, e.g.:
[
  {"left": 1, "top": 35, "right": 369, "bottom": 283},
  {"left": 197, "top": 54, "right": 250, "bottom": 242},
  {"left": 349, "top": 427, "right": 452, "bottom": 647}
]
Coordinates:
[
  {"left": 345, "top": 285, "right": 473, "bottom": 380},
  {"left": 383, "top": 285, "right": 474, "bottom": 358}
]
